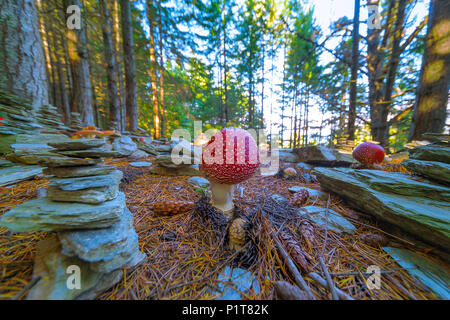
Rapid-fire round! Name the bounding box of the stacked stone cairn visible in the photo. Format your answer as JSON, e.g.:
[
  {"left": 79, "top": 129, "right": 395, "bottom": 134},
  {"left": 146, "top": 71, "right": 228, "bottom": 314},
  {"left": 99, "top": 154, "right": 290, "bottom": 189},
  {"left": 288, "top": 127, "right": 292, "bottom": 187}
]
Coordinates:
[
  {"left": 149, "top": 138, "right": 201, "bottom": 176},
  {"left": 0, "top": 138, "right": 145, "bottom": 300},
  {"left": 35, "top": 104, "right": 71, "bottom": 133},
  {"left": 0, "top": 90, "right": 42, "bottom": 135},
  {"left": 401, "top": 134, "right": 450, "bottom": 186},
  {"left": 69, "top": 112, "right": 83, "bottom": 132},
  {"left": 335, "top": 134, "right": 355, "bottom": 152}
]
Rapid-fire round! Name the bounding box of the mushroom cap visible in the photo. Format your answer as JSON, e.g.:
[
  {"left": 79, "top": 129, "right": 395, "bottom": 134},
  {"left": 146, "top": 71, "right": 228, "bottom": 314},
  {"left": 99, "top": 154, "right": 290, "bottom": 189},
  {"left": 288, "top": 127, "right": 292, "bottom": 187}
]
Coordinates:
[
  {"left": 201, "top": 127, "right": 260, "bottom": 184},
  {"left": 352, "top": 142, "right": 385, "bottom": 165}
]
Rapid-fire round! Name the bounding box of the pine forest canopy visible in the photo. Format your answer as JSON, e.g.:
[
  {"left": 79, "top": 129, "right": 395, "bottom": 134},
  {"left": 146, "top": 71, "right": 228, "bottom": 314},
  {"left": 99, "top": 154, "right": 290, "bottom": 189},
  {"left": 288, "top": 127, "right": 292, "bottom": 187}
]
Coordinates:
[{"left": 0, "top": 0, "right": 448, "bottom": 153}]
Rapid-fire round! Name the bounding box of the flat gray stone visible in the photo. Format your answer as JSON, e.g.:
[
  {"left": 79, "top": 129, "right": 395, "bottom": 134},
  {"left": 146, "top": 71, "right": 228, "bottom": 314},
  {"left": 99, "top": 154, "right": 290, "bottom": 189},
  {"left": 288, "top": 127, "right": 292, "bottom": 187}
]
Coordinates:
[
  {"left": 49, "top": 170, "right": 122, "bottom": 191},
  {"left": 278, "top": 150, "right": 299, "bottom": 163},
  {"left": 293, "top": 146, "right": 356, "bottom": 163},
  {"left": 214, "top": 266, "right": 260, "bottom": 300},
  {"left": 0, "top": 165, "right": 42, "bottom": 187},
  {"left": 155, "top": 153, "right": 196, "bottom": 168},
  {"left": 47, "top": 184, "right": 119, "bottom": 204},
  {"left": 15, "top": 133, "right": 71, "bottom": 145},
  {"left": 314, "top": 168, "right": 450, "bottom": 249},
  {"left": 187, "top": 176, "right": 210, "bottom": 188},
  {"left": 402, "top": 159, "right": 450, "bottom": 185},
  {"left": 383, "top": 247, "right": 450, "bottom": 299},
  {"left": 299, "top": 206, "right": 356, "bottom": 233},
  {"left": 155, "top": 144, "right": 172, "bottom": 152},
  {"left": 9, "top": 143, "right": 56, "bottom": 155},
  {"left": 137, "top": 141, "right": 157, "bottom": 155},
  {"left": 26, "top": 236, "right": 123, "bottom": 300},
  {"left": 0, "top": 192, "right": 126, "bottom": 232},
  {"left": 56, "top": 148, "right": 125, "bottom": 158},
  {"left": 0, "top": 159, "right": 14, "bottom": 167},
  {"left": 37, "top": 156, "right": 102, "bottom": 167},
  {"left": 409, "top": 144, "right": 450, "bottom": 164},
  {"left": 129, "top": 161, "right": 152, "bottom": 168},
  {"left": 288, "top": 186, "right": 328, "bottom": 200},
  {"left": 127, "top": 149, "right": 149, "bottom": 160},
  {"left": 48, "top": 139, "right": 106, "bottom": 151},
  {"left": 151, "top": 164, "right": 200, "bottom": 176},
  {"left": 90, "top": 232, "right": 139, "bottom": 273},
  {"left": 43, "top": 164, "right": 116, "bottom": 178},
  {"left": 296, "top": 162, "right": 312, "bottom": 171},
  {"left": 6, "top": 144, "right": 58, "bottom": 164},
  {"left": 112, "top": 136, "right": 137, "bottom": 156},
  {"left": 270, "top": 194, "right": 290, "bottom": 206},
  {"left": 59, "top": 208, "right": 140, "bottom": 273}
]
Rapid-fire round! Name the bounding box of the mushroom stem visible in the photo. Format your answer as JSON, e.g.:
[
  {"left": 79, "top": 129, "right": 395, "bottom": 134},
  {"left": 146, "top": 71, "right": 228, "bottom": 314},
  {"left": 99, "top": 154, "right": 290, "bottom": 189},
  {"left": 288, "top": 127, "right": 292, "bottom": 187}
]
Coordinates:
[{"left": 209, "top": 181, "right": 234, "bottom": 220}]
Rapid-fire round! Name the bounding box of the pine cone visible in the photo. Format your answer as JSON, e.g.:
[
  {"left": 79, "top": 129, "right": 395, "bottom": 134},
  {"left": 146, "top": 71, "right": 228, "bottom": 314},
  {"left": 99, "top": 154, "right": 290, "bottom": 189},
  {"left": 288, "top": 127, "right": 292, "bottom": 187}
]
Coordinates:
[
  {"left": 279, "top": 231, "right": 311, "bottom": 273},
  {"left": 273, "top": 281, "right": 308, "bottom": 300},
  {"left": 360, "top": 233, "right": 390, "bottom": 247},
  {"left": 299, "top": 220, "right": 314, "bottom": 245},
  {"left": 152, "top": 200, "right": 195, "bottom": 216},
  {"left": 290, "top": 189, "right": 309, "bottom": 207},
  {"left": 229, "top": 218, "right": 248, "bottom": 249}
]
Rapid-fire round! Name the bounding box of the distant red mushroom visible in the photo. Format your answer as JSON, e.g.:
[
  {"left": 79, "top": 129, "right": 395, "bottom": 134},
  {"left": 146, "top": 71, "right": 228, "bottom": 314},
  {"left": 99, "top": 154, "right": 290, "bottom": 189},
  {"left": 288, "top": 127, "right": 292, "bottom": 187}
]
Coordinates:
[
  {"left": 201, "top": 127, "right": 260, "bottom": 219},
  {"left": 352, "top": 142, "right": 385, "bottom": 165},
  {"left": 0, "top": 117, "right": 3, "bottom": 126},
  {"left": 139, "top": 137, "right": 145, "bottom": 142}
]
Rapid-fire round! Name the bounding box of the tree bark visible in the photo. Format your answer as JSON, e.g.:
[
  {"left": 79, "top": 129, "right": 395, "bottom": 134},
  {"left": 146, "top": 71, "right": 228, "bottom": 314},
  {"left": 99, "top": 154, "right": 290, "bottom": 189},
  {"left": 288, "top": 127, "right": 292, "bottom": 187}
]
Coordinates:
[
  {"left": 157, "top": 0, "right": 165, "bottom": 138},
  {"left": 99, "top": 0, "right": 121, "bottom": 130},
  {"left": 35, "top": 0, "right": 53, "bottom": 106},
  {"left": 379, "top": 0, "right": 407, "bottom": 146},
  {"left": 367, "top": 0, "right": 382, "bottom": 139},
  {"left": 120, "top": 0, "right": 139, "bottom": 132},
  {"left": 409, "top": 0, "right": 450, "bottom": 141},
  {"left": 64, "top": 0, "right": 94, "bottom": 126},
  {"left": 0, "top": 0, "right": 49, "bottom": 108},
  {"left": 147, "top": 0, "right": 160, "bottom": 139},
  {"left": 348, "top": 0, "right": 360, "bottom": 141},
  {"left": 40, "top": 0, "right": 58, "bottom": 107},
  {"left": 112, "top": 0, "right": 126, "bottom": 131},
  {"left": 49, "top": 5, "right": 70, "bottom": 123}
]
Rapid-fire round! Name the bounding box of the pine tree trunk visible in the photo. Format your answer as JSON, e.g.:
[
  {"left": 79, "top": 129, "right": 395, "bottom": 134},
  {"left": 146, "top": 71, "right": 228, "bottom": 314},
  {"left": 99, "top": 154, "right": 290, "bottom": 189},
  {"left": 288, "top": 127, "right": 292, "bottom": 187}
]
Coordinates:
[
  {"left": 41, "top": 0, "right": 58, "bottom": 107},
  {"left": 35, "top": 0, "right": 52, "bottom": 106},
  {"left": 367, "top": 0, "right": 383, "bottom": 140},
  {"left": 157, "top": 0, "right": 165, "bottom": 138},
  {"left": 409, "top": 0, "right": 450, "bottom": 141},
  {"left": 348, "top": 0, "right": 360, "bottom": 140},
  {"left": 64, "top": 0, "right": 94, "bottom": 126},
  {"left": 120, "top": 0, "right": 139, "bottom": 132},
  {"left": 112, "top": 0, "right": 126, "bottom": 131},
  {"left": 379, "top": 0, "right": 407, "bottom": 146},
  {"left": 99, "top": 0, "right": 121, "bottom": 130},
  {"left": 0, "top": 0, "right": 49, "bottom": 108},
  {"left": 49, "top": 8, "right": 70, "bottom": 123},
  {"left": 147, "top": 0, "right": 160, "bottom": 139}
]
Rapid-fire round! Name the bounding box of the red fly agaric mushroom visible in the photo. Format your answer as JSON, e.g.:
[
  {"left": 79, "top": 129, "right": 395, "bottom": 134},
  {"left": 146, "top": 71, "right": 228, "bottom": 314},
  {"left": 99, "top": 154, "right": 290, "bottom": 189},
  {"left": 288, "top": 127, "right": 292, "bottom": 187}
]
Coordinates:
[
  {"left": 352, "top": 142, "right": 385, "bottom": 165},
  {"left": 201, "top": 127, "right": 260, "bottom": 219}
]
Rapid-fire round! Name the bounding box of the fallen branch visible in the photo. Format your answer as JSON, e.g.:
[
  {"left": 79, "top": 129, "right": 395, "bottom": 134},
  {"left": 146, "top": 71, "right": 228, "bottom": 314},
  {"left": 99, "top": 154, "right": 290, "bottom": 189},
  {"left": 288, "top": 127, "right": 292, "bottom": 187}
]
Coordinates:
[
  {"left": 306, "top": 272, "right": 354, "bottom": 300},
  {"left": 12, "top": 276, "right": 41, "bottom": 300},
  {"left": 273, "top": 236, "right": 316, "bottom": 300},
  {"left": 319, "top": 257, "right": 339, "bottom": 300},
  {"left": 273, "top": 281, "right": 307, "bottom": 300}
]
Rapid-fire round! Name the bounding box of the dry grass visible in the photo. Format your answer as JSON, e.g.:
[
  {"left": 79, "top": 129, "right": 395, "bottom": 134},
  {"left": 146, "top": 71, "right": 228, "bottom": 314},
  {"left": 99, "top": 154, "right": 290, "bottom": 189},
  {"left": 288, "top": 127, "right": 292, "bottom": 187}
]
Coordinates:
[{"left": 0, "top": 159, "right": 444, "bottom": 300}]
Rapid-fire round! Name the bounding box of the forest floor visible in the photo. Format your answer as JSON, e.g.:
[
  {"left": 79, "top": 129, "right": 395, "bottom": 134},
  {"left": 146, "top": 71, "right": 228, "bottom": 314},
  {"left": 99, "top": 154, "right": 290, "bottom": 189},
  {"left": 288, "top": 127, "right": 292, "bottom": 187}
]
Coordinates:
[{"left": 0, "top": 156, "right": 443, "bottom": 300}]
